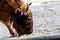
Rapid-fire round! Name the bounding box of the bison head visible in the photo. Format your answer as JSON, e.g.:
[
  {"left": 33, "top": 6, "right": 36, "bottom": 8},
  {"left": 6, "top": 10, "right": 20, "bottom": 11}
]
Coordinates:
[
  {"left": 0, "top": 0, "right": 33, "bottom": 37},
  {"left": 13, "top": 2, "right": 33, "bottom": 36},
  {"left": 4, "top": 0, "right": 33, "bottom": 37}
]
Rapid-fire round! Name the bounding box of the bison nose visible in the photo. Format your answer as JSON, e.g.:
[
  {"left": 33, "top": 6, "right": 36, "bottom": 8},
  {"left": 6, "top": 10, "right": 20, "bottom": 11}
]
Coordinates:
[{"left": 27, "top": 29, "right": 33, "bottom": 34}]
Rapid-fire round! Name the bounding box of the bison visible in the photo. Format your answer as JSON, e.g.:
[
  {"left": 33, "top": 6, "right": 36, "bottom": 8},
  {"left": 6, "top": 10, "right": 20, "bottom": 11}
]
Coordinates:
[{"left": 0, "top": 0, "right": 33, "bottom": 37}]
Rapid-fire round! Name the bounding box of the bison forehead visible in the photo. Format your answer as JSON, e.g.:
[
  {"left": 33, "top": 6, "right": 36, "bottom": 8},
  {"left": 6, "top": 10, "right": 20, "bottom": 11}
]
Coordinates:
[{"left": 15, "top": 15, "right": 28, "bottom": 24}]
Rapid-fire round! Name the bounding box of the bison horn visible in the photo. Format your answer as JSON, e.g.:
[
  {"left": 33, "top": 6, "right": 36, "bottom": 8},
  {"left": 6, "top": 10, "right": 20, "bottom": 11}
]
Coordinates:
[
  {"left": 25, "top": 2, "right": 32, "bottom": 12},
  {"left": 29, "top": 2, "right": 32, "bottom": 6}
]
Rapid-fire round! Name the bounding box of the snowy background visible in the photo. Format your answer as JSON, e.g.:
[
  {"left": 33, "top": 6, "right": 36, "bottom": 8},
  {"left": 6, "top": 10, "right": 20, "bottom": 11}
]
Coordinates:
[{"left": 1, "top": 0, "right": 60, "bottom": 39}]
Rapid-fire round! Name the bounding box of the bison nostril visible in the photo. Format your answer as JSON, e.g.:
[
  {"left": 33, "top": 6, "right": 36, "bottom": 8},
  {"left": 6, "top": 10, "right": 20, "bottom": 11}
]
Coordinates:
[
  {"left": 30, "top": 30, "right": 33, "bottom": 33},
  {"left": 27, "top": 29, "right": 33, "bottom": 34}
]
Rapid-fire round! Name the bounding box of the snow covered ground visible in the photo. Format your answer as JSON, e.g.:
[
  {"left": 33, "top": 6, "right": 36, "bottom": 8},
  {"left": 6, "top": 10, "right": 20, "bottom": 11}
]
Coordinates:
[{"left": 1, "top": 0, "right": 60, "bottom": 40}]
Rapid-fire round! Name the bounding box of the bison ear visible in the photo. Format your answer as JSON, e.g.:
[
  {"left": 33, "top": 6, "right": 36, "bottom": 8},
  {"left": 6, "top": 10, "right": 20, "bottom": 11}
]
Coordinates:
[
  {"left": 15, "top": 8, "right": 21, "bottom": 15},
  {"left": 25, "top": 2, "right": 32, "bottom": 12},
  {"left": 29, "top": 2, "right": 32, "bottom": 6}
]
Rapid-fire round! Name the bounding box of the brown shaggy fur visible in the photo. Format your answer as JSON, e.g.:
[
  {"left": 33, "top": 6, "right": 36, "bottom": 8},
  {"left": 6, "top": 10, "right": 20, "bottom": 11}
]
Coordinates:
[{"left": 0, "top": 0, "right": 33, "bottom": 37}]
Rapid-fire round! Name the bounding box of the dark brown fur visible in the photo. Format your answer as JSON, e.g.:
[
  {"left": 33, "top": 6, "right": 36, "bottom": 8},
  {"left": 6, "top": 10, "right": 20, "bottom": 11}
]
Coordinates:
[
  {"left": 13, "top": 10, "right": 33, "bottom": 36},
  {"left": 0, "top": 0, "right": 33, "bottom": 37}
]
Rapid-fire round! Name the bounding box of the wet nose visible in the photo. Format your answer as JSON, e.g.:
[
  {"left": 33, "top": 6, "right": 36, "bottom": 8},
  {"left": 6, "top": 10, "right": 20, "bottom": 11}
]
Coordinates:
[{"left": 27, "top": 29, "right": 33, "bottom": 34}]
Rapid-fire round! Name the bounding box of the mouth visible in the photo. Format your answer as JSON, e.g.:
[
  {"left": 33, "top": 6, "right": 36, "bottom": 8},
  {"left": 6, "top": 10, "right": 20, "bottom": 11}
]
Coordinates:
[{"left": 22, "top": 29, "right": 33, "bottom": 35}]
